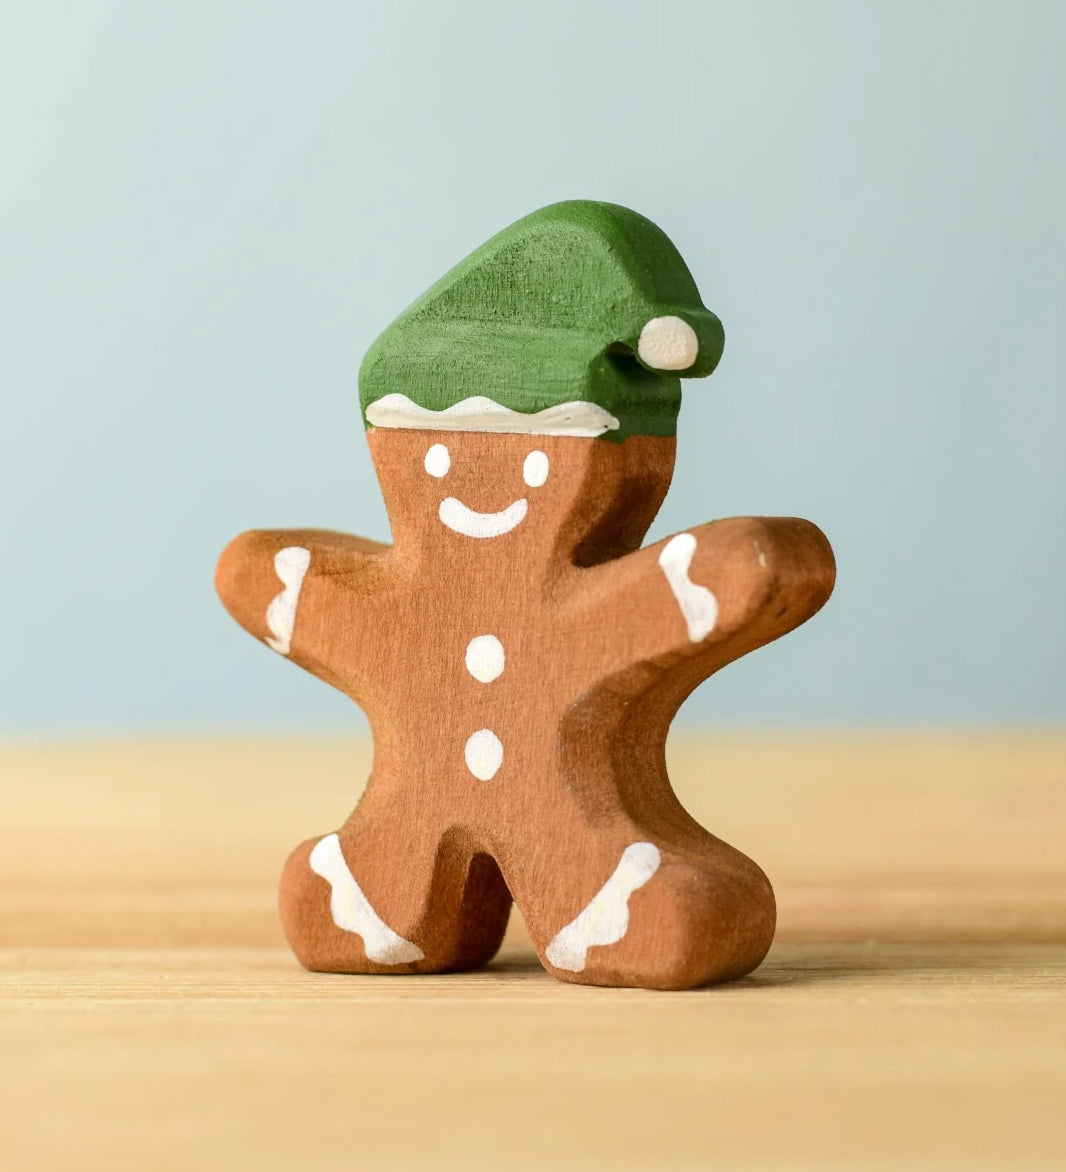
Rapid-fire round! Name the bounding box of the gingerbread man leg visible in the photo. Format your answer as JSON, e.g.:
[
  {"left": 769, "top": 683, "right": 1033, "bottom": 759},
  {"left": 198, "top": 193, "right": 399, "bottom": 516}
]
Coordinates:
[
  {"left": 499, "top": 803, "right": 774, "bottom": 991},
  {"left": 280, "top": 809, "right": 512, "bottom": 974}
]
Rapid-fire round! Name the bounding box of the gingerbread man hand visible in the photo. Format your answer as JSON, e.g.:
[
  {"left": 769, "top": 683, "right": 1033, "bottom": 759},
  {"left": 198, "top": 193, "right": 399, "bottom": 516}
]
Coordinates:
[{"left": 216, "top": 201, "right": 835, "bottom": 989}]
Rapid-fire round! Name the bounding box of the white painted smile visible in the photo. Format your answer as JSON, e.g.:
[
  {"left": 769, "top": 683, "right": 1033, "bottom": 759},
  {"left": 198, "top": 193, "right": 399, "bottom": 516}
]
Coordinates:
[{"left": 438, "top": 496, "right": 528, "bottom": 538}]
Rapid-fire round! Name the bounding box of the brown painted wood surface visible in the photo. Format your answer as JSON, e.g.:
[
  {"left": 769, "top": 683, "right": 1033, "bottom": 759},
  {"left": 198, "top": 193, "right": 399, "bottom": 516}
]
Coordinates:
[
  {"left": 216, "top": 431, "right": 835, "bottom": 987},
  {"left": 1, "top": 734, "right": 1064, "bottom": 1170}
]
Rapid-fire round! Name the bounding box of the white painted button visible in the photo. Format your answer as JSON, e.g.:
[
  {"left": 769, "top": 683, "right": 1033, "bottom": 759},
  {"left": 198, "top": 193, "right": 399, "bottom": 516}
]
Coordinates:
[
  {"left": 465, "top": 635, "right": 505, "bottom": 683},
  {"left": 637, "top": 315, "right": 699, "bottom": 371},
  {"left": 464, "top": 729, "right": 503, "bottom": 781},
  {"left": 424, "top": 443, "right": 451, "bottom": 478},
  {"left": 522, "top": 449, "right": 549, "bottom": 488}
]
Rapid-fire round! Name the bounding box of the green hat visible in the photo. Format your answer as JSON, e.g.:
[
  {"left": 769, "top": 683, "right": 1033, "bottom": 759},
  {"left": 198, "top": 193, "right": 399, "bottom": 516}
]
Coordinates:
[{"left": 359, "top": 200, "right": 724, "bottom": 442}]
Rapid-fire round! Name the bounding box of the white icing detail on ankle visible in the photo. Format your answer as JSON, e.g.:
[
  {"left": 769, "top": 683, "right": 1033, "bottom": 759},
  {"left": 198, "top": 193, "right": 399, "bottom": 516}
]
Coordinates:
[
  {"left": 637, "top": 315, "right": 699, "bottom": 371},
  {"left": 464, "top": 728, "right": 503, "bottom": 780},
  {"left": 265, "top": 546, "right": 311, "bottom": 655},
  {"left": 439, "top": 496, "right": 528, "bottom": 538},
  {"left": 424, "top": 442, "right": 451, "bottom": 478},
  {"left": 522, "top": 450, "right": 549, "bottom": 487},
  {"left": 545, "top": 842, "right": 661, "bottom": 972},
  {"left": 308, "top": 834, "right": 425, "bottom": 965},
  {"left": 366, "top": 393, "right": 619, "bottom": 437},
  {"left": 465, "top": 635, "right": 505, "bottom": 683},
  {"left": 658, "top": 533, "right": 718, "bottom": 641}
]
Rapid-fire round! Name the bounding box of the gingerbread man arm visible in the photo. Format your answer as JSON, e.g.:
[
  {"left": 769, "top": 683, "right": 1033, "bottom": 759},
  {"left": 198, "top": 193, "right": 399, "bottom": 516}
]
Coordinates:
[
  {"left": 563, "top": 516, "right": 836, "bottom": 677},
  {"left": 215, "top": 528, "right": 395, "bottom": 698}
]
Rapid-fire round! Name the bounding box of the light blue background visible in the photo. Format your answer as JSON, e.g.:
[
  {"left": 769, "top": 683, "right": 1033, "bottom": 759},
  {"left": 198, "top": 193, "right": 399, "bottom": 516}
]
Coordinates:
[{"left": 2, "top": 1, "right": 1063, "bottom": 734}]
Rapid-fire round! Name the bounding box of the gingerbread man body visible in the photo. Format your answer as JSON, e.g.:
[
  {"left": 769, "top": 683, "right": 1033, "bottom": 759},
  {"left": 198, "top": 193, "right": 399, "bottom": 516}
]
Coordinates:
[{"left": 215, "top": 202, "right": 836, "bottom": 989}]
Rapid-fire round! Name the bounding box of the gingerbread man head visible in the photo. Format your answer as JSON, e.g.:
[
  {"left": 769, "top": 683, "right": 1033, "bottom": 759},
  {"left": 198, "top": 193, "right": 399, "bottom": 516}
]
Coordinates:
[
  {"left": 359, "top": 200, "right": 724, "bottom": 565},
  {"left": 216, "top": 201, "right": 835, "bottom": 989}
]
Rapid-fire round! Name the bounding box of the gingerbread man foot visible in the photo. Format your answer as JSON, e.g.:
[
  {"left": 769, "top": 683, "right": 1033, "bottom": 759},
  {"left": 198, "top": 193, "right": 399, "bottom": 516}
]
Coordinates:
[
  {"left": 217, "top": 201, "right": 835, "bottom": 989},
  {"left": 279, "top": 823, "right": 512, "bottom": 975},
  {"left": 516, "top": 828, "right": 777, "bottom": 990}
]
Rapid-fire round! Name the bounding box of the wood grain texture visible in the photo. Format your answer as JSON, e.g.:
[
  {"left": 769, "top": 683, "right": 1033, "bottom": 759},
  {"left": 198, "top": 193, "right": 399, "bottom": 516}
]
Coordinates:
[
  {"left": 1, "top": 736, "right": 1064, "bottom": 1170},
  {"left": 2, "top": 944, "right": 1064, "bottom": 1172}
]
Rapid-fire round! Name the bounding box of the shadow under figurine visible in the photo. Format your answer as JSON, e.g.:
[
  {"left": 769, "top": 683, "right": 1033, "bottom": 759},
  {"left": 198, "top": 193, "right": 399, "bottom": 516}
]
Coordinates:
[{"left": 215, "top": 200, "right": 836, "bottom": 989}]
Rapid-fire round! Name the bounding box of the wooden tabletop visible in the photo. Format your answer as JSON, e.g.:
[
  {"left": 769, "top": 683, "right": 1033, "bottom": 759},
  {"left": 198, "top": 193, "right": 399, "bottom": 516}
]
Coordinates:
[{"left": 2, "top": 734, "right": 1064, "bottom": 1170}]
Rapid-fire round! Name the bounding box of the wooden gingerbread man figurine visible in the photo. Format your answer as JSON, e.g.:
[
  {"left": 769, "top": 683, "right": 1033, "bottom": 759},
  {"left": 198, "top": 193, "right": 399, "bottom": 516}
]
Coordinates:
[{"left": 216, "top": 201, "right": 835, "bottom": 989}]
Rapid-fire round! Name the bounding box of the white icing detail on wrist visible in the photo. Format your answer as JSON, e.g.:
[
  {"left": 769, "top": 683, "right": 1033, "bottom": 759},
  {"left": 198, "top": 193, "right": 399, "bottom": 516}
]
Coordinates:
[
  {"left": 637, "top": 315, "right": 699, "bottom": 371},
  {"left": 424, "top": 442, "right": 451, "bottom": 477},
  {"left": 545, "top": 842, "right": 661, "bottom": 972},
  {"left": 309, "top": 834, "right": 425, "bottom": 965},
  {"left": 465, "top": 635, "right": 505, "bottom": 683},
  {"left": 439, "top": 496, "right": 528, "bottom": 538},
  {"left": 464, "top": 728, "right": 503, "bottom": 780},
  {"left": 658, "top": 533, "right": 718, "bottom": 641},
  {"left": 522, "top": 449, "right": 549, "bottom": 487},
  {"left": 265, "top": 546, "right": 311, "bottom": 655},
  {"left": 366, "top": 394, "right": 619, "bottom": 437}
]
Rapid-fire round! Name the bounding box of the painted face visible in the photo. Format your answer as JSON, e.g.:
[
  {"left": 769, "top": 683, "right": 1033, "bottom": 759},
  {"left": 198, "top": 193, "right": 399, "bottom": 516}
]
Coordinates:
[
  {"left": 424, "top": 440, "right": 550, "bottom": 539},
  {"left": 367, "top": 429, "right": 676, "bottom": 563}
]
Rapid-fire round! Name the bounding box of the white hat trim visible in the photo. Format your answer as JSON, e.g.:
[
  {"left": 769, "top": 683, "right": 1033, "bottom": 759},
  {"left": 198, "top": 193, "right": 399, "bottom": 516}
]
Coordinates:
[{"left": 365, "top": 393, "right": 620, "bottom": 437}]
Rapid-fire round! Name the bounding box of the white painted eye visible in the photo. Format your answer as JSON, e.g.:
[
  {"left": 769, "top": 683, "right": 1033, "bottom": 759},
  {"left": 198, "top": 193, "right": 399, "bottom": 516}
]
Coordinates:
[
  {"left": 637, "top": 315, "right": 699, "bottom": 371},
  {"left": 523, "top": 449, "right": 549, "bottom": 488},
  {"left": 424, "top": 443, "right": 450, "bottom": 478}
]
